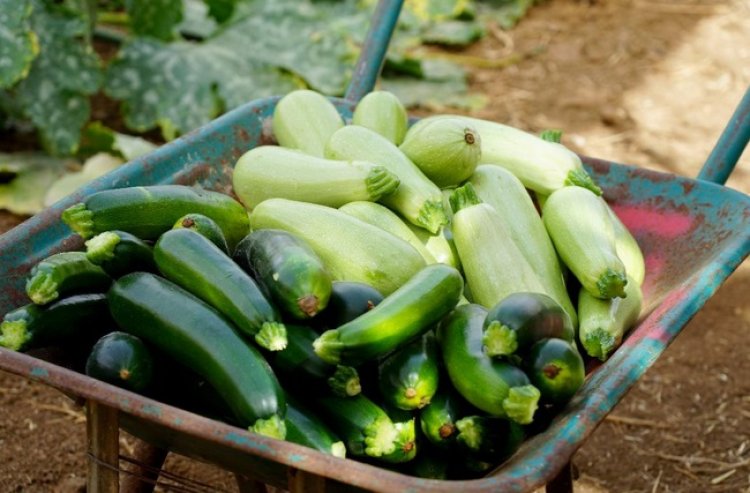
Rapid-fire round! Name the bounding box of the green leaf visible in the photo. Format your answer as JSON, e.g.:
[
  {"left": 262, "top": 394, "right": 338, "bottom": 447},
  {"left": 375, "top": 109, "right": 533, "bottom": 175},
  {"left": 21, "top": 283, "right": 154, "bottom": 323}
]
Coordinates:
[
  {"left": 178, "top": 0, "right": 219, "bottom": 39},
  {"left": 11, "top": 0, "right": 102, "bottom": 156},
  {"left": 203, "top": 0, "right": 237, "bottom": 24},
  {"left": 79, "top": 122, "right": 157, "bottom": 160},
  {"left": 125, "top": 0, "right": 184, "bottom": 41},
  {"left": 0, "top": 0, "right": 40, "bottom": 88},
  {"left": 0, "top": 152, "right": 76, "bottom": 215},
  {"left": 476, "top": 0, "right": 537, "bottom": 29},
  {"left": 421, "top": 20, "right": 485, "bottom": 46}
]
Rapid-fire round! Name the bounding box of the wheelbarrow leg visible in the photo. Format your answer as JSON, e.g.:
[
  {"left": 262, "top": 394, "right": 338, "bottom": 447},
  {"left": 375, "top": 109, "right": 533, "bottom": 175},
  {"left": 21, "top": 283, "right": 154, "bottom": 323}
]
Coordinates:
[
  {"left": 87, "top": 400, "right": 120, "bottom": 493},
  {"left": 235, "top": 473, "right": 268, "bottom": 493},
  {"left": 287, "top": 467, "right": 326, "bottom": 493},
  {"left": 545, "top": 460, "right": 573, "bottom": 493},
  {"left": 120, "top": 439, "right": 168, "bottom": 493}
]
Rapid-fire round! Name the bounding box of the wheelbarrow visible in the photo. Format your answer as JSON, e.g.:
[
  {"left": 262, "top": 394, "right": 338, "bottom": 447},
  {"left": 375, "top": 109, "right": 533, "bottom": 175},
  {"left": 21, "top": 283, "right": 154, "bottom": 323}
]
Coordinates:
[{"left": 1, "top": 0, "right": 749, "bottom": 491}]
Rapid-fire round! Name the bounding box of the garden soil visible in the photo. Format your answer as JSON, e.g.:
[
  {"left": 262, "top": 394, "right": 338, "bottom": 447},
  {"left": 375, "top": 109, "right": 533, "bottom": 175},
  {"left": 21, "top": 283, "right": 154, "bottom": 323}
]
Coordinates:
[{"left": 1, "top": 0, "right": 749, "bottom": 491}]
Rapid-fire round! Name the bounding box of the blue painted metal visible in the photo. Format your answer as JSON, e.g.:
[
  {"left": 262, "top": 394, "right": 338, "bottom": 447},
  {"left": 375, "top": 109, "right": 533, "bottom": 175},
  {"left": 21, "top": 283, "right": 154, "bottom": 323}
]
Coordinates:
[
  {"left": 698, "top": 86, "right": 750, "bottom": 185},
  {"left": 344, "top": 0, "right": 404, "bottom": 102}
]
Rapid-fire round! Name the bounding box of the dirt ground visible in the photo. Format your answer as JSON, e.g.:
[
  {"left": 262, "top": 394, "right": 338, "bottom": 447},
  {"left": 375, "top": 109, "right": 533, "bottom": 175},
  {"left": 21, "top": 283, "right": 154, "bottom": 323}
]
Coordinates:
[{"left": 1, "top": 0, "right": 749, "bottom": 491}]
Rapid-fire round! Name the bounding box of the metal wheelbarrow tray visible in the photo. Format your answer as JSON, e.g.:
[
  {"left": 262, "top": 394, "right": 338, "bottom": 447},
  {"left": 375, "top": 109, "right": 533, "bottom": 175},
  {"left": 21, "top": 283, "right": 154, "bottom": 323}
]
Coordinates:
[{"left": 1, "top": 0, "right": 749, "bottom": 490}]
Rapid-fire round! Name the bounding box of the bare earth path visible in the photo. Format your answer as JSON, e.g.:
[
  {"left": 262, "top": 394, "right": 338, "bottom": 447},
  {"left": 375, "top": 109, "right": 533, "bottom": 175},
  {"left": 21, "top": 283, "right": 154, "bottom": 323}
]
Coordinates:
[{"left": 1, "top": 1, "right": 749, "bottom": 491}]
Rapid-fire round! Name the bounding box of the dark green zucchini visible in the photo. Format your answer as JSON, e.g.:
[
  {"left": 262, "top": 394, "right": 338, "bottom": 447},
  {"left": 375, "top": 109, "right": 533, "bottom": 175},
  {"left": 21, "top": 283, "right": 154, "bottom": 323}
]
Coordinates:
[
  {"left": 314, "top": 264, "right": 463, "bottom": 366},
  {"left": 61, "top": 185, "right": 250, "bottom": 249},
  {"left": 25, "top": 252, "right": 111, "bottom": 305},
  {"left": 85, "top": 332, "right": 154, "bottom": 392},
  {"left": 173, "top": 213, "right": 230, "bottom": 253},
  {"left": 154, "top": 229, "right": 286, "bottom": 351},
  {"left": 271, "top": 324, "right": 361, "bottom": 397},
  {"left": 0, "top": 293, "right": 110, "bottom": 352},
  {"left": 419, "top": 386, "right": 468, "bottom": 448},
  {"left": 85, "top": 230, "right": 156, "bottom": 278},
  {"left": 482, "top": 292, "right": 575, "bottom": 358},
  {"left": 315, "top": 281, "right": 384, "bottom": 330},
  {"left": 378, "top": 332, "right": 440, "bottom": 410},
  {"left": 286, "top": 393, "right": 346, "bottom": 458},
  {"left": 314, "top": 394, "right": 399, "bottom": 459},
  {"left": 107, "top": 272, "right": 286, "bottom": 438},
  {"left": 407, "top": 449, "right": 449, "bottom": 479},
  {"left": 438, "top": 304, "right": 540, "bottom": 424},
  {"left": 526, "top": 338, "right": 585, "bottom": 406},
  {"left": 379, "top": 418, "right": 417, "bottom": 464},
  {"left": 455, "top": 415, "right": 525, "bottom": 462},
  {"left": 233, "top": 230, "right": 332, "bottom": 320}
]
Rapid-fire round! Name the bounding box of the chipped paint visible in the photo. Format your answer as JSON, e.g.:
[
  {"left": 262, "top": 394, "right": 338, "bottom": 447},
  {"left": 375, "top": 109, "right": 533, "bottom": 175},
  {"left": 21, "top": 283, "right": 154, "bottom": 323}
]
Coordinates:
[{"left": 29, "top": 367, "right": 48, "bottom": 378}]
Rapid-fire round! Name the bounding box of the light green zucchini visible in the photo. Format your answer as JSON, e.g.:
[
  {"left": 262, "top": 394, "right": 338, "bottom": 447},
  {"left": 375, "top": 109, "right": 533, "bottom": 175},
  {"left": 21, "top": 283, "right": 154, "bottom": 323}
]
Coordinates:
[
  {"left": 272, "top": 90, "right": 344, "bottom": 157},
  {"left": 605, "top": 203, "right": 645, "bottom": 286},
  {"left": 542, "top": 186, "right": 628, "bottom": 299},
  {"left": 232, "top": 146, "right": 400, "bottom": 210},
  {"left": 352, "top": 91, "right": 409, "bottom": 145},
  {"left": 325, "top": 125, "right": 448, "bottom": 233},
  {"left": 339, "top": 201, "right": 436, "bottom": 264},
  {"left": 404, "top": 223, "right": 460, "bottom": 270},
  {"left": 468, "top": 165, "right": 577, "bottom": 326},
  {"left": 248, "top": 198, "right": 426, "bottom": 295}
]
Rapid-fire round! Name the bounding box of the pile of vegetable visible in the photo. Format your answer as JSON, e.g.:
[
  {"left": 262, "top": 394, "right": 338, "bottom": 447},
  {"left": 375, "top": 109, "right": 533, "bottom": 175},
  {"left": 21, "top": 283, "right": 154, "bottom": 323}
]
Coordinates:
[{"left": 0, "top": 89, "right": 645, "bottom": 479}]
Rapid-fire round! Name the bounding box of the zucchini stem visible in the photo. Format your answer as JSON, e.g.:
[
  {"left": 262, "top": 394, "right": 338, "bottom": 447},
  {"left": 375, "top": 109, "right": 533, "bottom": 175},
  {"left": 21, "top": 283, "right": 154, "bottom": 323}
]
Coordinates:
[
  {"left": 254, "top": 322, "right": 288, "bottom": 351},
  {"left": 539, "top": 129, "right": 563, "bottom": 143},
  {"left": 85, "top": 231, "right": 121, "bottom": 265},
  {"left": 455, "top": 416, "right": 485, "bottom": 451},
  {"left": 416, "top": 198, "right": 449, "bottom": 234},
  {"left": 312, "top": 330, "right": 343, "bottom": 365},
  {"left": 26, "top": 271, "right": 59, "bottom": 305},
  {"left": 251, "top": 414, "right": 287, "bottom": 440},
  {"left": 330, "top": 441, "right": 347, "bottom": 459},
  {"left": 297, "top": 294, "right": 320, "bottom": 318},
  {"left": 61, "top": 203, "right": 96, "bottom": 239},
  {"left": 482, "top": 321, "right": 519, "bottom": 357},
  {"left": 365, "top": 166, "right": 401, "bottom": 201},
  {"left": 380, "top": 419, "right": 417, "bottom": 463},
  {"left": 449, "top": 183, "right": 482, "bottom": 215},
  {"left": 328, "top": 365, "right": 361, "bottom": 397},
  {"left": 0, "top": 320, "right": 29, "bottom": 351},
  {"left": 582, "top": 328, "right": 618, "bottom": 361},
  {"left": 565, "top": 168, "right": 602, "bottom": 196},
  {"left": 502, "top": 385, "right": 541, "bottom": 425},
  {"left": 362, "top": 417, "right": 398, "bottom": 457},
  {"left": 596, "top": 269, "right": 628, "bottom": 299}
]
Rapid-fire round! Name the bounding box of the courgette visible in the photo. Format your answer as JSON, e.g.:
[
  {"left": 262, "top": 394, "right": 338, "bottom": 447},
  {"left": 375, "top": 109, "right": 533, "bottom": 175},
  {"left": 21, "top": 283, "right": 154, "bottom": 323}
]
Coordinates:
[
  {"left": 315, "top": 281, "right": 384, "bottom": 330},
  {"left": 286, "top": 393, "right": 346, "bottom": 458},
  {"left": 408, "top": 449, "right": 448, "bottom": 479},
  {"left": 271, "top": 324, "right": 361, "bottom": 397},
  {"left": 233, "top": 229, "right": 332, "bottom": 320},
  {"left": 468, "top": 165, "right": 577, "bottom": 326},
  {"left": 380, "top": 419, "right": 418, "bottom": 463},
  {"left": 482, "top": 292, "right": 574, "bottom": 358},
  {"left": 154, "top": 229, "right": 287, "bottom": 351},
  {"left": 606, "top": 203, "right": 645, "bottom": 285},
  {"left": 173, "top": 213, "right": 229, "bottom": 254},
  {"left": 249, "top": 198, "right": 426, "bottom": 296},
  {"left": 420, "top": 115, "right": 601, "bottom": 195},
  {"left": 419, "top": 386, "right": 468, "bottom": 448},
  {"left": 25, "top": 252, "right": 111, "bottom": 305},
  {"left": 542, "top": 186, "right": 627, "bottom": 299},
  {"left": 399, "top": 117, "right": 481, "bottom": 188},
  {"left": 272, "top": 89, "right": 344, "bottom": 157},
  {"left": 378, "top": 332, "right": 440, "bottom": 410},
  {"left": 578, "top": 275, "right": 643, "bottom": 361},
  {"left": 61, "top": 185, "right": 250, "bottom": 249},
  {"left": 85, "top": 332, "right": 154, "bottom": 393},
  {"left": 314, "top": 394, "right": 399, "bottom": 458},
  {"left": 352, "top": 90, "right": 409, "bottom": 145},
  {"left": 449, "top": 184, "right": 546, "bottom": 309},
  {"left": 232, "top": 146, "right": 400, "bottom": 209},
  {"left": 438, "top": 304, "right": 540, "bottom": 424},
  {"left": 526, "top": 338, "right": 585, "bottom": 406},
  {"left": 405, "top": 224, "right": 460, "bottom": 270},
  {"left": 455, "top": 415, "right": 525, "bottom": 462},
  {"left": 108, "top": 272, "right": 286, "bottom": 438},
  {"left": 325, "top": 125, "right": 448, "bottom": 233},
  {"left": 314, "top": 264, "right": 463, "bottom": 366},
  {"left": 85, "top": 230, "right": 156, "bottom": 278},
  {"left": 0, "top": 293, "right": 110, "bottom": 352},
  {"left": 339, "top": 201, "right": 436, "bottom": 264}
]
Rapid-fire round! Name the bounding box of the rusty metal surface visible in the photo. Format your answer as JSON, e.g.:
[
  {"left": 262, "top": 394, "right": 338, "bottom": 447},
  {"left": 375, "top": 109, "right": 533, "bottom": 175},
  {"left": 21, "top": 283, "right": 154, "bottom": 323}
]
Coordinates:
[{"left": 0, "top": 95, "right": 748, "bottom": 490}]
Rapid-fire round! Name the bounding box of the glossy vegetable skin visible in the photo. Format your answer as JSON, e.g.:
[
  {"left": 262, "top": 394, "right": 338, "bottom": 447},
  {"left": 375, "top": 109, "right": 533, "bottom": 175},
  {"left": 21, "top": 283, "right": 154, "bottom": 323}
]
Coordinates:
[
  {"left": 85, "top": 332, "right": 154, "bottom": 392},
  {"left": 314, "top": 281, "right": 384, "bottom": 330},
  {"left": 286, "top": 393, "right": 347, "bottom": 458},
  {"left": 378, "top": 332, "right": 440, "bottom": 410},
  {"left": 526, "top": 338, "right": 585, "bottom": 406},
  {"left": 173, "top": 213, "right": 230, "bottom": 254}
]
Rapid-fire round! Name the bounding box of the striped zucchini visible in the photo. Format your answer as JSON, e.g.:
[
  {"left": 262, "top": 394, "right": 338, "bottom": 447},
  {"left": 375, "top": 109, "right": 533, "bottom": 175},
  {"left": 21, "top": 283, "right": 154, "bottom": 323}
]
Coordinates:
[
  {"left": 232, "top": 146, "right": 400, "bottom": 209},
  {"left": 352, "top": 90, "right": 409, "bottom": 145},
  {"left": 272, "top": 90, "right": 344, "bottom": 157},
  {"left": 325, "top": 125, "right": 448, "bottom": 233},
  {"left": 469, "top": 165, "right": 577, "bottom": 326},
  {"left": 543, "top": 186, "right": 627, "bottom": 299},
  {"left": 449, "top": 183, "right": 546, "bottom": 309},
  {"left": 339, "top": 201, "right": 436, "bottom": 264},
  {"left": 248, "top": 199, "right": 426, "bottom": 296}
]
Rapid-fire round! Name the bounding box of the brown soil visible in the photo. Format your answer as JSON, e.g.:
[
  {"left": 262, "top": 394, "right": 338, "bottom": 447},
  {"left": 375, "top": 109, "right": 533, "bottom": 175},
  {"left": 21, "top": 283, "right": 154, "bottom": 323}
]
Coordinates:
[{"left": 1, "top": 0, "right": 749, "bottom": 491}]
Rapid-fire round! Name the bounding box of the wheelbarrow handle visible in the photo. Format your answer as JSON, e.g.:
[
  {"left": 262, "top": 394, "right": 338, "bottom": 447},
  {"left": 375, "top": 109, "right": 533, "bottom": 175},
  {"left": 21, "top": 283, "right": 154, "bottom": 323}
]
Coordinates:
[
  {"left": 698, "top": 86, "right": 750, "bottom": 185},
  {"left": 344, "top": 0, "right": 405, "bottom": 103}
]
